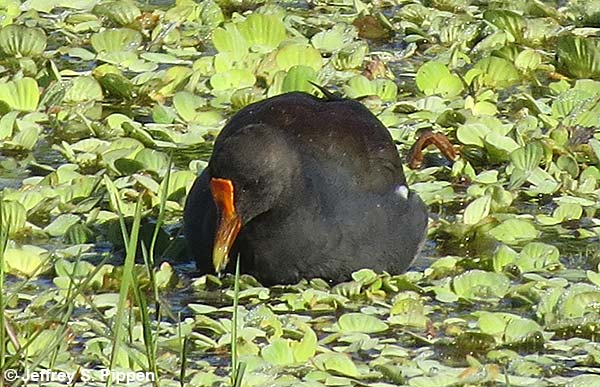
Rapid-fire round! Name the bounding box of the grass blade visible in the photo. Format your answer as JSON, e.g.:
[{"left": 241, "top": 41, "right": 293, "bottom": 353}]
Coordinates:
[
  {"left": 107, "top": 197, "right": 143, "bottom": 387},
  {"left": 230, "top": 255, "right": 245, "bottom": 386}
]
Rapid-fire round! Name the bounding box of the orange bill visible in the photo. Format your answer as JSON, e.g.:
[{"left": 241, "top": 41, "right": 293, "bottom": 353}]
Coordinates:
[{"left": 210, "top": 177, "right": 241, "bottom": 273}]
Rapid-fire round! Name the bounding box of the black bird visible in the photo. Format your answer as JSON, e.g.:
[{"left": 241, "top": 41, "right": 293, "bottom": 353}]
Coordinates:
[{"left": 183, "top": 92, "right": 428, "bottom": 285}]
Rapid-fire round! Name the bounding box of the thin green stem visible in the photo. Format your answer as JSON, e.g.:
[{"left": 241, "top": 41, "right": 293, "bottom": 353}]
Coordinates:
[
  {"left": 107, "top": 198, "right": 142, "bottom": 387},
  {"left": 231, "top": 255, "right": 245, "bottom": 386}
]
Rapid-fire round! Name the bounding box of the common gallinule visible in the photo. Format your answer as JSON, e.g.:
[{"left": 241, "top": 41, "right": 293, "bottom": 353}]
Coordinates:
[{"left": 184, "top": 92, "right": 428, "bottom": 285}]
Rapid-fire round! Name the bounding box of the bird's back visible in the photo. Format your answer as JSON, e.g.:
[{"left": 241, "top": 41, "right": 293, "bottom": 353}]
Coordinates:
[{"left": 218, "top": 92, "right": 407, "bottom": 193}]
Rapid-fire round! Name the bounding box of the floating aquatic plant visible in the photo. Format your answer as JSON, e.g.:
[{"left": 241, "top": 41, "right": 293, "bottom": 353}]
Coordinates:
[
  {"left": 0, "top": 1, "right": 598, "bottom": 385},
  {"left": 0, "top": 24, "right": 47, "bottom": 57}
]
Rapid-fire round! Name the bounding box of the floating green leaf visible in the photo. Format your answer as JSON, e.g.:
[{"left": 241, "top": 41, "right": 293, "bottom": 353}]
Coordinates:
[
  {"left": 478, "top": 312, "right": 542, "bottom": 344},
  {"left": 98, "top": 73, "right": 135, "bottom": 99},
  {"left": 290, "top": 325, "right": 317, "bottom": 362},
  {"left": 212, "top": 24, "right": 249, "bottom": 60},
  {"left": 489, "top": 218, "right": 539, "bottom": 244},
  {"left": 261, "top": 338, "right": 295, "bottom": 366},
  {"left": 276, "top": 43, "right": 323, "bottom": 71},
  {"left": 456, "top": 123, "right": 490, "bottom": 147},
  {"left": 91, "top": 28, "right": 142, "bottom": 53},
  {"left": 173, "top": 91, "right": 205, "bottom": 122},
  {"left": 210, "top": 69, "right": 256, "bottom": 91},
  {"left": 557, "top": 154, "right": 579, "bottom": 178},
  {"left": 484, "top": 10, "right": 526, "bottom": 43},
  {"left": 468, "top": 56, "right": 520, "bottom": 88},
  {"left": 281, "top": 65, "right": 317, "bottom": 93},
  {"left": 0, "top": 24, "right": 47, "bottom": 57},
  {"left": 493, "top": 244, "right": 519, "bottom": 272},
  {"left": 551, "top": 88, "right": 594, "bottom": 120},
  {"left": 311, "top": 24, "right": 350, "bottom": 53},
  {"left": 3, "top": 244, "right": 50, "bottom": 277},
  {"left": 333, "top": 42, "right": 368, "bottom": 70},
  {"left": 557, "top": 36, "right": 600, "bottom": 79},
  {"left": 517, "top": 242, "right": 560, "bottom": 272},
  {"left": 336, "top": 312, "right": 388, "bottom": 333},
  {"left": 44, "top": 214, "right": 81, "bottom": 237},
  {"left": 93, "top": 0, "right": 141, "bottom": 26},
  {"left": 173, "top": 91, "right": 223, "bottom": 125},
  {"left": 389, "top": 296, "right": 427, "bottom": 328},
  {"left": 510, "top": 143, "right": 543, "bottom": 172},
  {"left": 0, "top": 200, "right": 26, "bottom": 235},
  {"left": 230, "top": 87, "right": 264, "bottom": 110},
  {"left": 416, "top": 61, "right": 463, "bottom": 97},
  {"left": 313, "top": 352, "right": 359, "bottom": 377},
  {"left": 238, "top": 13, "right": 287, "bottom": 53},
  {"left": 463, "top": 195, "right": 492, "bottom": 225},
  {"left": 0, "top": 78, "right": 39, "bottom": 112},
  {"left": 452, "top": 270, "right": 511, "bottom": 301},
  {"left": 64, "top": 76, "right": 104, "bottom": 102},
  {"left": 515, "top": 49, "right": 541, "bottom": 72},
  {"left": 134, "top": 148, "right": 169, "bottom": 176},
  {"left": 560, "top": 287, "right": 600, "bottom": 319},
  {"left": 344, "top": 75, "right": 397, "bottom": 101}
]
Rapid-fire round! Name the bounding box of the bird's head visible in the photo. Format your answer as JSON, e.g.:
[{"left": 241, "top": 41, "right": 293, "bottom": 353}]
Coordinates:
[{"left": 207, "top": 123, "right": 300, "bottom": 273}]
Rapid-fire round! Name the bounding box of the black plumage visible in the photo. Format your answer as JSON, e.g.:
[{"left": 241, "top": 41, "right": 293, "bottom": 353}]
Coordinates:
[{"left": 184, "top": 92, "right": 428, "bottom": 285}]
